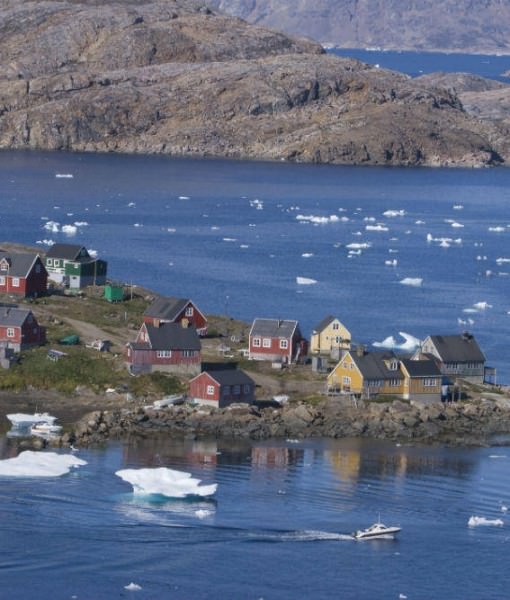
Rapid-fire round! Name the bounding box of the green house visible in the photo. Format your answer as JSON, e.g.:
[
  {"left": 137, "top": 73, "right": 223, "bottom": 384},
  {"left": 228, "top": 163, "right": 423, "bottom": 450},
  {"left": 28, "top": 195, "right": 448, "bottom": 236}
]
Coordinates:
[{"left": 45, "top": 243, "right": 107, "bottom": 289}]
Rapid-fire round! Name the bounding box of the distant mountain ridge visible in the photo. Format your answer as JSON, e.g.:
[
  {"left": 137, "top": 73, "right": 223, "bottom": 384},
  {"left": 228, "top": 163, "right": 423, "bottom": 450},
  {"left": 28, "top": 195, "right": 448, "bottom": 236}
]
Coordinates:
[{"left": 206, "top": 0, "right": 510, "bottom": 54}]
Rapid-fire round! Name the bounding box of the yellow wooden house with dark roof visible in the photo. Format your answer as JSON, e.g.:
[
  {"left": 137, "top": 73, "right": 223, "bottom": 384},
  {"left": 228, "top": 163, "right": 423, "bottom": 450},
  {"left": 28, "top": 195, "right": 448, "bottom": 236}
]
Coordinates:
[{"left": 310, "top": 315, "right": 351, "bottom": 357}]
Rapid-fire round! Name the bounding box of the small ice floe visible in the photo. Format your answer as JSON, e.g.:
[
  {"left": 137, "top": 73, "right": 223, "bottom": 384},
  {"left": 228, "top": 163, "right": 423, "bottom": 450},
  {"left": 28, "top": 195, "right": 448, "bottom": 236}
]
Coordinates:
[
  {"left": 440, "top": 240, "right": 450, "bottom": 248},
  {"left": 301, "top": 253, "right": 314, "bottom": 258},
  {"left": 195, "top": 509, "right": 214, "bottom": 519},
  {"left": 346, "top": 242, "right": 371, "bottom": 250},
  {"left": 167, "top": 228, "right": 176, "bottom": 233},
  {"left": 0, "top": 451, "right": 87, "bottom": 477},
  {"left": 127, "top": 202, "right": 136, "bottom": 207},
  {"left": 488, "top": 226, "right": 505, "bottom": 232},
  {"left": 415, "top": 220, "right": 426, "bottom": 225},
  {"left": 36, "top": 239, "right": 55, "bottom": 246},
  {"left": 458, "top": 318, "right": 475, "bottom": 326},
  {"left": 383, "top": 209, "right": 406, "bottom": 217},
  {"left": 389, "top": 249, "right": 398, "bottom": 253},
  {"left": 296, "top": 276, "right": 317, "bottom": 285},
  {"left": 55, "top": 173, "right": 73, "bottom": 179},
  {"left": 473, "top": 301, "right": 492, "bottom": 311},
  {"left": 489, "top": 455, "right": 507, "bottom": 459},
  {"left": 453, "top": 204, "right": 464, "bottom": 210},
  {"left": 178, "top": 195, "right": 190, "bottom": 200},
  {"left": 385, "top": 259, "right": 398, "bottom": 266},
  {"left": 66, "top": 212, "right": 73, "bottom": 217},
  {"left": 373, "top": 332, "right": 421, "bottom": 351},
  {"left": 222, "top": 237, "right": 237, "bottom": 242},
  {"left": 211, "top": 226, "right": 219, "bottom": 230},
  {"left": 462, "top": 308, "right": 478, "bottom": 314},
  {"left": 88, "top": 249, "right": 98, "bottom": 258},
  {"left": 468, "top": 516, "right": 503, "bottom": 527},
  {"left": 239, "top": 244, "right": 249, "bottom": 249},
  {"left": 296, "top": 214, "right": 340, "bottom": 224},
  {"left": 286, "top": 439, "right": 301, "bottom": 444},
  {"left": 43, "top": 220, "right": 60, "bottom": 233},
  {"left": 476, "top": 255, "right": 488, "bottom": 261},
  {"left": 115, "top": 467, "right": 217, "bottom": 498},
  {"left": 348, "top": 250, "right": 361, "bottom": 256},
  {"left": 62, "top": 224, "right": 77, "bottom": 235},
  {"left": 250, "top": 199, "right": 264, "bottom": 210},
  {"left": 366, "top": 224, "right": 389, "bottom": 232},
  {"left": 74, "top": 221, "right": 88, "bottom": 227},
  {"left": 451, "top": 222, "right": 464, "bottom": 228},
  {"left": 496, "top": 257, "right": 510, "bottom": 264},
  {"left": 133, "top": 223, "right": 143, "bottom": 228},
  {"left": 124, "top": 582, "right": 142, "bottom": 592},
  {"left": 400, "top": 277, "right": 423, "bottom": 287},
  {"left": 426, "top": 233, "right": 462, "bottom": 246},
  {"left": 364, "top": 216, "right": 376, "bottom": 222},
  {"left": 352, "top": 231, "right": 362, "bottom": 236}
]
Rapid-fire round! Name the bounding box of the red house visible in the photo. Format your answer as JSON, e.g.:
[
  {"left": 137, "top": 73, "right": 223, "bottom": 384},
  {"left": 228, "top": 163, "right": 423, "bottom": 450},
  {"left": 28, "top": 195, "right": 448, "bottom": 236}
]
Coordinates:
[
  {"left": 189, "top": 368, "right": 256, "bottom": 408},
  {"left": 0, "top": 252, "right": 48, "bottom": 298},
  {"left": 126, "top": 322, "right": 201, "bottom": 375},
  {"left": 249, "top": 318, "right": 308, "bottom": 364},
  {"left": 0, "top": 306, "right": 46, "bottom": 352},
  {"left": 143, "top": 296, "right": 208, "bottom": 336}
]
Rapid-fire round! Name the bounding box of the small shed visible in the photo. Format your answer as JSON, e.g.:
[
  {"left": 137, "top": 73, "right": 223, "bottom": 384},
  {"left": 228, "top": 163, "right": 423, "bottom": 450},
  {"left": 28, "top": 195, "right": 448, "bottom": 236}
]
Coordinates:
[{"left": 104, "top": 284, "right": 125, "bottom": 303}]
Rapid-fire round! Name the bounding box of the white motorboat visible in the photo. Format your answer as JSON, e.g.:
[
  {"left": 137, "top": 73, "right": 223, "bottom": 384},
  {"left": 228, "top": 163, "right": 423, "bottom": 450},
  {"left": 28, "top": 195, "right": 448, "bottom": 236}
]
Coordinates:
[
  {"left": 353, "top": 521, "right": 401, "bottom": 540},
  {"left": 30, "top": 422, "right": 63, "bottom": 437},
  {"left": 6, "top": 412, "right": 58, "bottom": 429}
]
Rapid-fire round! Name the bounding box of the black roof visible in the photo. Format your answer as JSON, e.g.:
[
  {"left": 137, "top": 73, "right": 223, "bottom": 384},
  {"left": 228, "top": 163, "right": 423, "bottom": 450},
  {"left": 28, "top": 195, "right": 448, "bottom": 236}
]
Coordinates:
[
  {"left": 46, "top": 244, "right": 88, "bottom": 261},
  {"left": 351, "top": 350, "right": 404, "bottom": 381},
  {"left": 145, "top": 323, "right": 201, "bottom": 351},
  {"left": 144, "top": 296, "right": 193, "bottom": 321},
  {"left": 0, "top": 252, "right": 43, "bottom": 278},
  {"left": 312, "top": 315, "right": 335, "bottom": 333},
  {"left": 401, "top": 359, "right": 441, "bottom": 377},
  {"left": 250, "top": 318, "right": 299, "bottom": 339},
  {"left": 428, "top": 334, "right": 485, "bottom": 363},
  {"left": 204, "top": 369, "right": 254, "bottom": 387}
]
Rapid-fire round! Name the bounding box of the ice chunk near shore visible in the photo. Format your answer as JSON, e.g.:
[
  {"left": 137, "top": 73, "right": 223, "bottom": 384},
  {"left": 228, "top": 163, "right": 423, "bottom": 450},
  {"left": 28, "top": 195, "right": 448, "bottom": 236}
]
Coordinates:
[
  {"left": 0, "top": 451, "right": 87, "bottom": 477},
  {"left": 400, "top": 277, "right": 423, "bottom": 287},
  {"left": 296, "top": 277, "right": 317, "bottom": 285},
  {"left": 383, "top": 209, "right": 406, "bottom": 217},
  {"left": 468, "top": 516, "right": 503, "bottom": 527},
  {"left": 43, "top": 220, "right": 60, "bottom": 233},
  {"left": 62, "top": 224, "right": 77, "bottom": 236},
  {"left": 373, "top": 332, "right": 421, "bottom": 351},
  {"left": 115, "top": 467, "right": 217, "bottom": 498}
]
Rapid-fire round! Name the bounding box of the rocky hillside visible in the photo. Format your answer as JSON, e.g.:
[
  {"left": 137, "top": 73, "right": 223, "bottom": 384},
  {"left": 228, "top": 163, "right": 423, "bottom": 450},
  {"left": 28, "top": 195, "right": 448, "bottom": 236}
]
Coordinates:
[
  {"left": 0, "top": 0, "right": 507, "bottom": 166},
  {"left": 206, "top": 0, "right": 510, "bottom": 54}
]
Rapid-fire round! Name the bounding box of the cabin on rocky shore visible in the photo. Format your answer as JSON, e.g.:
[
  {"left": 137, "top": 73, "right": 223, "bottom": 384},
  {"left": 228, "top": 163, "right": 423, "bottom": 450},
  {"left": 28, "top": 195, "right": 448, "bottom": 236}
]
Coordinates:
[{"left": 189, "top": 368, "right": 256, "bottom": 408}]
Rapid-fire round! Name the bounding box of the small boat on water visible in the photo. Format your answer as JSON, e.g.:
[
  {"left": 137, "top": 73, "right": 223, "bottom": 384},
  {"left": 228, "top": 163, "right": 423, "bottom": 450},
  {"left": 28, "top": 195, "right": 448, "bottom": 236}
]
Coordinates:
[
  {"left": 6, "top": 413, "right": 58, "bottom": 429},
  {"left": 353, "top": 520, "right": 401, "bottom": 540},
  {"left": 30, "top": 422, "right": 63, "bottom": 437}
]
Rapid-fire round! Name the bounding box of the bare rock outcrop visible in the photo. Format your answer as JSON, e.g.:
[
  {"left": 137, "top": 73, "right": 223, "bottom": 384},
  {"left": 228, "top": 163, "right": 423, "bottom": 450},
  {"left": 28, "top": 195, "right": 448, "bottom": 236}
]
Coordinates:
[{"left": 0, "top": 0, "right": 506, "bottom": 166}]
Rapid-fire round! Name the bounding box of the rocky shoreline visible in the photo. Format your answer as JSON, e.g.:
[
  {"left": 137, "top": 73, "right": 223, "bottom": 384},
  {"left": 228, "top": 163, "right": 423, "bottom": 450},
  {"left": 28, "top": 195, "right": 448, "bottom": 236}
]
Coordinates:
[{"left": 49, "top": 395, "right": 510, "bottom": 448}]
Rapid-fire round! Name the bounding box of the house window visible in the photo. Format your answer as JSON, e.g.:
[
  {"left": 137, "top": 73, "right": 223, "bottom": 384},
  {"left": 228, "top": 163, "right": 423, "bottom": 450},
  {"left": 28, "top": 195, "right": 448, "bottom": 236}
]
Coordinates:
[
  {"left": 0, "top": 276, "right": 4, "bottom": 285},
  {"left": 182, "top": 350, "right": 195, "bottom": 358},
  {"left": 156, "top": 350, "right": 172, "bottom": 358},
  {"left": 263, "top": 338, "right": 271, "bottom": 348},
  {"left": 233, "top": 385, "right": 240, "bottom": 395},
  {"left": 342, "top": 376, "right": 351, "bottom": 385},
  {"left": 389, "top": 361, "right": 398, "bottom": 371},
  {"left": 222, "top": 385, "right": 231, "bottom": 396},
  {"left": 47, "top": 259, "right": 53, "bottom": 266},
  {"left": 185, "top": 306, "right": 194, "bottom": 317},
  {"left": 279, "top": 339, "right": 288, "bottom": 350},
  {"left": 7, "top": 328, "right": 15, "bottom": 338},
  {"left": 207, "top": 385, "right": 215, "bottom": 395},
  {"left": 389, "top": 379, "right": 400, "bottom": 387},
  {"left": 243, "top": 384, "right": 251, "bottom": 394},
  {"left": 332, "top": 323, "right": 339, "bottom": 330},
  {"left": 12, "top": 278, "right": 19, "bottom": 287},
  {"left": 252, "top": 337, "right": 261, "bottom": 348},
  {"left": 424, "top": 378, "right": 437, "bottom": 387},
  {"left": 35, "top": 264, "right": 41, "bottom": 273}
]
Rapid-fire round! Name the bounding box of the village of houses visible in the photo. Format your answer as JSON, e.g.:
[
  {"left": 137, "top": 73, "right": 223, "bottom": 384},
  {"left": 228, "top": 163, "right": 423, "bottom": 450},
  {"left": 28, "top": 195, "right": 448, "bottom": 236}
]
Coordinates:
[{"left": 0, "top": 242, "right": 495, "bottom": 412}]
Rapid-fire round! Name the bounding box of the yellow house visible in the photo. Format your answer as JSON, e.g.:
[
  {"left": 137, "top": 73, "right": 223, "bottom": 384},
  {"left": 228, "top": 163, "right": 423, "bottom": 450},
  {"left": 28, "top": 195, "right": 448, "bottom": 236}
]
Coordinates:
[
  {"left": 311, "top": 315, "right": 351, "bottom": 357},
  {"left": 327, "top": 349, "right": 405, "bottom": 398}
]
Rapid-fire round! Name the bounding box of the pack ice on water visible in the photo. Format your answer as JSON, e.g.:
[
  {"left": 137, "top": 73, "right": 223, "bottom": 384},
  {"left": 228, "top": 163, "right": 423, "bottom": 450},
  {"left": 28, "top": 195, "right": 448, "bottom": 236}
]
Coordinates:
[{"left": 115, "top": 467, "right": 217, "bottom": 498}]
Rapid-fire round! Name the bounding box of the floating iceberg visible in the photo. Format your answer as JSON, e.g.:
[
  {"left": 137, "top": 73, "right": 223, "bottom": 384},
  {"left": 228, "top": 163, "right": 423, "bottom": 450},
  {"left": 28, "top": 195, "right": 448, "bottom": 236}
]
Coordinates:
[
  {"left": 385, "top": 259, "right": 398, "bottom": 266},
  {"left": 296, "top": 214, "right": 340, "bottom": 224},
  {"left": 496, "top": 258, "right": 510, "bottom": 264},
  {"left": 124, "top": 582, "right": 142, "bottom": 591},
  {"left": 115, "top": 467, "right": 217, "bottom": 498},
  {"left": 373, "top": 332, "right": 421, "bottom": 351},
  {"left": 366, "top": 224, "right": 389, "bottom": 232},
  {"left": 301, "top": 253, "right": 314, "bottom": 258},
  {"left": 472, "top": 301, "right": 492, "bottom": 311},
  {"left": 55, "top": 173, "right": 73, "bottom": 179},
  {"left": 178, "top": 196, "right": 190, "bottom": 200},
  {"left": 296, "top": 276, "right": 317, "bottom": 285},
  {"left": 383, "top": 209, "right": 406, "bottom": 217},
  {"left": 74, "top": 221, "right": 88, "bottom": 227},
  {"left": 346, "top": 242, "right": 371, "bottom": 250},
  {"left": 468, "top": 516, "right": 503, "bottom": 527},
  {"left": 400, "top": 277, "right": 423, "bottom": 287},
  {"left": 451, "top": 222, "right": 464, "bottom": 228},
  {"left": 488, "top": 226, "right": 505, "bottom": 232},
  {"left": 0, "top": 451, "right": 87, "bottom": 477},
  {"left": 62, "top": 224, "right": 77, "bottom": 235},
  {"left": 453, "top": 204, "right": 464, "bottom": 210},
  {"left": 43, "top": 220, "right": 60, "bottom": 233}
]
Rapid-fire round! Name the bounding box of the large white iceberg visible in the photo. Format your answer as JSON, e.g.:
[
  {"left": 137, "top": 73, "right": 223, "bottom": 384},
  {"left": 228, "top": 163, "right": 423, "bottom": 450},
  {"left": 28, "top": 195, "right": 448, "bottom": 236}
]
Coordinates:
[
  {"left": 373, "top": 332, "right": 421, "bottom": 351},
  {"left": 468, "top": 516, "right": 504, "bottom": 527},
  {"left": 296, "top": 276, "right": 317, "bottom": 285},
  {"left": 115, "top": 467, "right": 217, "bottom": 498},
  {"left": 0, "top": 451, "right": 87, "bottom": 477},
  {"left": 400, "top": 277, "right": 423, "bottom": 287}
]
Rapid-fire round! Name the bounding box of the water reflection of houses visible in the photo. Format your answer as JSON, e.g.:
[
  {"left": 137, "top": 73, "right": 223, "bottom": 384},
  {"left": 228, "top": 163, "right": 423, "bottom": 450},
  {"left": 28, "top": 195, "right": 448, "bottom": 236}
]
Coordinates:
[{"left": 251, "top": 446, "right": 304, "bottom": 468}]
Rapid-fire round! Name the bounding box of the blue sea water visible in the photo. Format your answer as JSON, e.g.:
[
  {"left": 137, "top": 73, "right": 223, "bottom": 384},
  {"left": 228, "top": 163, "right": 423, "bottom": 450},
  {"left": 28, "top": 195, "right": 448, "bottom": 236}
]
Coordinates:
[
  {"left": 0, "top": 149, "right": 509, "bottom": 382},
  {"left": 1, "top": 436, "right": 509, "bottom": 599}
]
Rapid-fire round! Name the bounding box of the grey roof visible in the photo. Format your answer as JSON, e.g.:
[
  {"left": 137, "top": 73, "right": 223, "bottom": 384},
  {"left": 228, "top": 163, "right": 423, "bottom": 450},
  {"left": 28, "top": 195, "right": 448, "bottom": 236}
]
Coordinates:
[
  {"left": 46, "top": 244, "right": 88, "bottom": 261},
  {"left": 144, "top": 296, "right": 190, "bottom": 321},
  {"left": 205, "top": 369, "right": 255, "bottom": 387},
  {"left": 145, "top": 323, "right": 201, "bottom": 351},
  {"left": 428, "top": 334, "right": 485, "bottom": 363},
  {"left": 0, "top": 307, "right": 33, "bottom": 327},
  {"left": 250, "top": 318, "right": 298, "bottom": 339},
  {"left": 0, "top": 252, "right": 42, "bottom": 277},
  {"left": 401, "top": 359, "right": 441, "bottom": 377},
  {"left": 351, "top": 350, "right": 404, "bottom": 381},
  {"left": 312, "top": 315, "right": 335, "bottom": 333}
]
